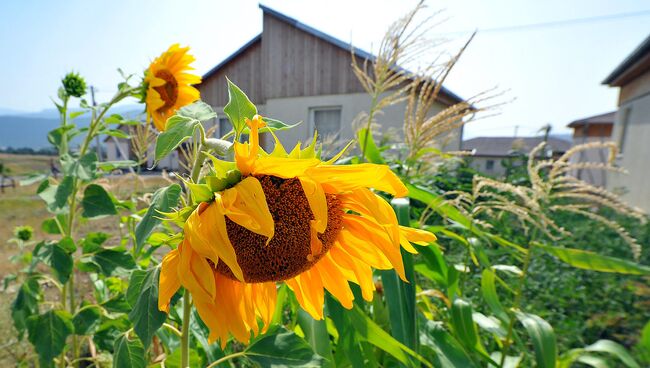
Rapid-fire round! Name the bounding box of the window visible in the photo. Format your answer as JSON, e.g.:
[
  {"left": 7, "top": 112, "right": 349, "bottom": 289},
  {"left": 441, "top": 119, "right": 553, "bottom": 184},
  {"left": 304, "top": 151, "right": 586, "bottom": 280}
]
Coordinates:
[
  {"left": 486, "top": 160, "right": 494, "bottom": 171},
  {"left": 218, "top": 117, "right": 231, "bottom": 138},
  {"left": 618, "top": 107, "right": 631, "bottom": 154},
  {"left": 311, "top": 107, "right": 342, "bottom": 139}
]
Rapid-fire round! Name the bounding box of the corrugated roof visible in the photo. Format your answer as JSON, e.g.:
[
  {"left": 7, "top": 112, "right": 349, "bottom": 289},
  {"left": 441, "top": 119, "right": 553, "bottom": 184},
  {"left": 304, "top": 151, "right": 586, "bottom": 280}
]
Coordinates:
[
  {"left": 603, "top": 33, "right": 650, "bottom": 85},
  {"left": 567, "top": 111, "right": 615, "bottom": 128},
  {"left": 462, "top": 136, "right": 572, "bottom": 157},
  {"left": 203, "top": 4, "right": 465, "bottom": 104}
]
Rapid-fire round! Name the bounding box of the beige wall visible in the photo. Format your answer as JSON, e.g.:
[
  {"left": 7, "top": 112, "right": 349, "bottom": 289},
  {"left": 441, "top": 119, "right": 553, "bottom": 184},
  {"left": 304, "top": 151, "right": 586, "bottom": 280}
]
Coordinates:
[
  {"left": 211, "top": 92, "right": 462, "bottom": 154},
  {"left": 469, "top": 156, "right": 508, "bottom": 177},
  {"left": 608, "top": 92, "right": 650, "bottom": 211}
]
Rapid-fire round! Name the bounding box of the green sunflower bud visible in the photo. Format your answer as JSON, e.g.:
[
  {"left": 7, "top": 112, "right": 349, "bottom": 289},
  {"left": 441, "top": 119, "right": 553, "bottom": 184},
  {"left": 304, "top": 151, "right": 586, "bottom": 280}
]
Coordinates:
[
  {"left": 61, "top": 72, "right": 87, "bottom": 98},
  {"left": 13, "top": 225, "right": 34, "bottom": 242}
]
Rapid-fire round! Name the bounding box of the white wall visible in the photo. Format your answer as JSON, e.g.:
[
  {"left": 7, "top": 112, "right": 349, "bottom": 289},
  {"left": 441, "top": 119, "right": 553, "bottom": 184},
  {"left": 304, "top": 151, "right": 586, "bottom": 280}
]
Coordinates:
[
  {"left": 608, "top": 93, "right": 650, "bottom": 211},
  {"left": 216, "top": 92, "right": 461, "bottom": 154}
]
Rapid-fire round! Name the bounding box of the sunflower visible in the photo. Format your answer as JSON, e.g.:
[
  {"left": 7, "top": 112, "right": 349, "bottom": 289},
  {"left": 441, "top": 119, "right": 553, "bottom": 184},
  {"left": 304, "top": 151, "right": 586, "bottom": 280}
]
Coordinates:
[
  {"left": 145, "top": 44, "right": 201, "bottom": 131},
  {"left": 158, "top": 115, "right": 436, "bottom": 346}
]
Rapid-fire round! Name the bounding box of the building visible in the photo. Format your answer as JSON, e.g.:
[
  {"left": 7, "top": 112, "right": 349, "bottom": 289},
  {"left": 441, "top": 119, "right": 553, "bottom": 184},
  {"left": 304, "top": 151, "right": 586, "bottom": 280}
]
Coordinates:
[
  {"left": 199, "top": 4, "right": 465, "bottom": 153},
  {"left": 463, "top": 136, "right": 572, "bottom": 177},
  {"left": 603, "top": 33, "right": 650, "bottom": 210},
  {"left": 104, "top": 4, "right": 466, "bottom": 170},
  {"left": 566, "top": 111, "right": 615, "bottom": 187}
]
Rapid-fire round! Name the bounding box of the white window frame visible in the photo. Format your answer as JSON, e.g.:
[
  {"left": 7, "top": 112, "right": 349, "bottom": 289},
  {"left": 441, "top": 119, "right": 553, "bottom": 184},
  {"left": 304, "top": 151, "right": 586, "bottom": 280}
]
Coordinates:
[{"left": 309, "top": 106, "right": 342, "bottom": 139}]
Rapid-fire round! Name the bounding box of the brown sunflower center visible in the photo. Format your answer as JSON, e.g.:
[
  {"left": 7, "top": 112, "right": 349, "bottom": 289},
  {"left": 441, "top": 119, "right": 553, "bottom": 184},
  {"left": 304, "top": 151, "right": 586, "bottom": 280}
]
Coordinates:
[
  {"left": 213, "top": 175, "right": 343, "bottom": 283},
  {"left": 153, "top": 69, "right": 178, "bottom": 111}
]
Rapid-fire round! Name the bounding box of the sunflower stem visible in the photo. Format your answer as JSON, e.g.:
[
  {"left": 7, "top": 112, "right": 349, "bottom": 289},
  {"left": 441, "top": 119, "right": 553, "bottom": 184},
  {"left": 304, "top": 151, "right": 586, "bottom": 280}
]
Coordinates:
[
  {"left": 206, "top": 351, "right": 246, "bottom": 368},
  {"left": 180, "top": 290, "right": 192, "bottom": 368}
]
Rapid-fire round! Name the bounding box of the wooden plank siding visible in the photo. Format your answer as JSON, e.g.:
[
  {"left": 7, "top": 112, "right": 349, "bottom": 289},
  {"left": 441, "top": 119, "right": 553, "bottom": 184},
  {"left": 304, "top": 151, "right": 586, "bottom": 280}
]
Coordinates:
[
  {"left": 200, "top": 11, "right": 368, "bottom": 107},
  {"left": 200, "top": 40, "right": 263, "bottom": 107}
]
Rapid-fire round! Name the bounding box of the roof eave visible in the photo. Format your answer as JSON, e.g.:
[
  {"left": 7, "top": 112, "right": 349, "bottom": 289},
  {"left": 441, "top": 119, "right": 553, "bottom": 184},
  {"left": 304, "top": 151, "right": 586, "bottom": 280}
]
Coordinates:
[
  {"left": 202, "top": 34, "right": 262, "bottom": 80},
  {"left": 602, "top": 33, "right": 650, "bottom": 86}
]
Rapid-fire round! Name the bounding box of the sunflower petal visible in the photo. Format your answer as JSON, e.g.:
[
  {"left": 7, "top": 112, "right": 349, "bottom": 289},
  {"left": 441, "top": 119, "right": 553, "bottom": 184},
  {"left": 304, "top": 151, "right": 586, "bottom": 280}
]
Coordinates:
[
  {"left": 158, "top": 248, "right": 181, "bottom": 313},
  {"left": 286, "top": 268, "right": 325, "bottom": 320},
  {"left": 315, "top": 254, "right": 354, "bottom": 309},
  {"left": 222, "top": 176, "right": 274, "bottom": 243},
  {"left": 185, "top": 202, "right": 244, "bottom": 281},
  {"left": 306, "top": 163, "right": 408, "bottom": 196}
]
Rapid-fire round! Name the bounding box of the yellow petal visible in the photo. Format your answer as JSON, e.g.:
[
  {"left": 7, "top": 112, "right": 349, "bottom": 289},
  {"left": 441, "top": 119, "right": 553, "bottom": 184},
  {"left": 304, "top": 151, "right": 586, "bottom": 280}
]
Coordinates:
[
  {"left": 286, "top": 268, "right": 325, "bottom": 320},
  {"left": 158, "top": 248, "right": 181, "bottom": 313},
  {"left": 185, "top": 202, "right": 244, "bottom": 281},
  {"left": 300, "top": 177, "right": 328, "bottom": 257},
  {"left": 314, "top": 254, "right": 354, "bottom": 309},
  {"left": 306, "top": 163, "right": 408, "bottom": 196},
  {"left": 251, "top": 157, "right": 320, "bottom": 178},
  {"left": 329, "top": 245, "right": 375, "bottom": 301},
  {"left": 177, "top": 239, "right": 216, "bottom": 302},
  {"left": 343, "top": 214, "right": 407, "bottom": 281},
  {"left": 222, "top": 176, "right": 274, "bottom": 243}
]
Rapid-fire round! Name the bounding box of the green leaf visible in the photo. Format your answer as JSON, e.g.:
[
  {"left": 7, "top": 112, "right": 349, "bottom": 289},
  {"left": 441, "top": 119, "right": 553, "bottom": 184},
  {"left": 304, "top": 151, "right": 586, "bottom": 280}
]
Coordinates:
[
  {"left": 347, "top": 305, "right": 427, "bottom": 367},
  {"left": 188, "top": 182, "right": 214, "bottom": 203},
  {"left": 38, "top": 177, "right": 73, "bottom": 213},
  {"left": 58, "top": 236, "right": 77, "bottom": 253},
  {"left": 81, "top": 232, "right": 110, "bottom": 254},
  {"left": 514, "top": 311, "right": 557, "bottom": 368},
  {"left": 420, "top": 321, "right": 479, "bottom": 368},
  {"left": 154, "top": 115, "right": 201, "bottom": 162},
  {"left": 97, "top": 160, "right": 138, "bottom": 171},
  {"left": 165, "top": 348, "right": 203, "bottom": 368},
  {"left": 128, "top": 267, "right": 167, "bottom": 347},
  {"left": 126, "top": 270, "right": 147, "bottom": 307},
  {"left": 134, "top": 184, "right": 181, "bottom": 254},
  {"left": 534, "top": 243, "right": 650, "bottom": 275},
  {"left": 27, "top": 310, "right": 74, "bottom": 367},
  {"left": 177, "top": 100, "right": 218, "bottom": 122},
  {"left": 113, "top": 334, "right": 146, "bottom": 368},
  {"left": 244, "top": 328, "right": 324, "bottom": 367},
  {"left": 93, "top": 248, "right": 136, "bottom": 276},
  {"left": 405, "top": 183, "right": 473, "bottom": 229},
  {"left": 450, "top": 298, "right": 480, "bottom": 351},
  {"left": 73, "top": 304, "right": 102, "bottom": 335},
  {"left": 241, "top": 117, "right": 300, "bottom": 134},
  {"left": 380, "top": 198, "right": 417, "bottom": 357},
  {"left": 224, "top": 78, "right": 257, "bottom": 134},
  {"left": 37, "top": 242, "right": 73, "bottom": 283},
  {"left": 101, "top": 129, "right": 130, "bottom": 139},
  {"left": 61, "top": 152, "right": 97, "bottom": 181},
  {"left": 42, "top": 218, "right": 61, "bottom": 234},
  {"left": 584, "top": 340, "right": 640, "bottom": 368},
  {"left": 12, "top": 277, "right": 41, "bottom": 339},
  {"left": 481, "top": 269, "right": 509, "bottom": 323},
  {"left": 82, "top": 184, "right": 117, "bottom": 218},
  {"left": 357, "top": 127, "right": 385, "bottom": 164},
  {"left": 297, "top": 310, "right": 334, "bottom": 367}
]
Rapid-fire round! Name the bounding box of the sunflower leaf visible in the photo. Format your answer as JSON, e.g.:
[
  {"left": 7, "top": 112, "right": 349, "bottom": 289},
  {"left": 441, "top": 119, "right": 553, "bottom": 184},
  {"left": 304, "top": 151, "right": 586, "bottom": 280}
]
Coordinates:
[
  {"left": 134, "top": 184, "right": 182, "bottom": 255},
  {"left": 224, "top": 78, "right": 257, "bottom": 135},
  {"left": 154, "top": 115, "right": 201, "bottom": 163},
  {"left": 244, "top": 328, "right": 325, "bottom": 367},
  {"left": 128, "top": 267, "right": 167, "bottom": 348}
]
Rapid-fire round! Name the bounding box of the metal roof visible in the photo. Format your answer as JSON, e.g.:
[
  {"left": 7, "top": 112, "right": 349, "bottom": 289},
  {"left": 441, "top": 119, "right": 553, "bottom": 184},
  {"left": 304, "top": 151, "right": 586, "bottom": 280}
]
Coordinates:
[
  {"left": 462, "top": 136, "right": 572, "bottom": 157},
  {"left": 603, "top": 33, "right": 650, "bottom": 85},
  {"left": 567, "top": 111, "right": 615, "bottom": 128}
]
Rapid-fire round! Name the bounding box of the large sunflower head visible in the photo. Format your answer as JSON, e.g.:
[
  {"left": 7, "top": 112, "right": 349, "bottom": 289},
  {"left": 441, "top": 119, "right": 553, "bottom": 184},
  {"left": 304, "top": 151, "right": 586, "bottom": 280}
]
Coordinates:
[
  {"left": 159, "top": 116, "right": 436, "bottom": 346},
  {"left": 145, "top": 44, "right": 201, "bottom": 131}
]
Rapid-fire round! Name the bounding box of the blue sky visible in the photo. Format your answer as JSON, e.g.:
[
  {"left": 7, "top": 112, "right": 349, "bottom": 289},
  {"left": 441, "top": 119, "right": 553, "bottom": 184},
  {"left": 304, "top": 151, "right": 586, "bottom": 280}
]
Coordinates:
[{"left": 1, "top": 0, "right": 649, "bottom": 138}]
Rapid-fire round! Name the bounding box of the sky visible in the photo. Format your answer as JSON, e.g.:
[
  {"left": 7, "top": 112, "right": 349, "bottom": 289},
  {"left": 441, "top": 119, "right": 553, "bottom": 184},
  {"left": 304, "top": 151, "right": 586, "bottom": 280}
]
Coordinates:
[{"left": 1, "top": 0, "right": 649, "bottom": 138}]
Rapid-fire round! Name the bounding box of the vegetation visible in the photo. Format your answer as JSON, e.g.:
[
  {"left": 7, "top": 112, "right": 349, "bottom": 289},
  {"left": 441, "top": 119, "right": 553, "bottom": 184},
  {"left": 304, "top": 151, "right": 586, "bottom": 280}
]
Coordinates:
[{"left": 1, "top": 2, "right": 649, "bottom": 368}]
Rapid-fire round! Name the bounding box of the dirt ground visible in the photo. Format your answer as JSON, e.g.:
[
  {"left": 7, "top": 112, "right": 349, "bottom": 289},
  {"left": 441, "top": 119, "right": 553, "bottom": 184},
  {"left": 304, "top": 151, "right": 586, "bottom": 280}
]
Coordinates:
[{"left": 0, "top": 154, "right": 175, "bottom": 365}]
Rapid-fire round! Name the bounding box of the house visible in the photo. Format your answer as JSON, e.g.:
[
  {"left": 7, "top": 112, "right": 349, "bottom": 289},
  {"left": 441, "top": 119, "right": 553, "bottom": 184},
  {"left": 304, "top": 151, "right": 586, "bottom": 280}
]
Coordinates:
[
  {"left": 566, "top": 111, "right": 615, "bottom": 187},
  {"left": 198, "top": 4, "right": 465, "bottom": 153},
  {"left": 462, "top": 136, "right": 572, "bottom": 177},
  {"left": 603, "top": 33, "right": 650, "bottom": 210},
  {"left": 104, "top": 4, "right": 466, "bottom": 170}
]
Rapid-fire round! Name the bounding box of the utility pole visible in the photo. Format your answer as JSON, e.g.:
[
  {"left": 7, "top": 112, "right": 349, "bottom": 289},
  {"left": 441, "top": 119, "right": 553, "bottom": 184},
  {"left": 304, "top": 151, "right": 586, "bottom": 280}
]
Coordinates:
[{"left": 513, "top": 125, "right": 519, "bottom": 138}]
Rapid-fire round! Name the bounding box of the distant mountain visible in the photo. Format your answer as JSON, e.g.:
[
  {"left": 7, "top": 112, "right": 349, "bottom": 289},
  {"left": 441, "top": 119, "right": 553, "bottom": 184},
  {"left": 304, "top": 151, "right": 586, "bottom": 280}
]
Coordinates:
[{"left": 0, "top": 104, "right": 144, "bottom": 149}]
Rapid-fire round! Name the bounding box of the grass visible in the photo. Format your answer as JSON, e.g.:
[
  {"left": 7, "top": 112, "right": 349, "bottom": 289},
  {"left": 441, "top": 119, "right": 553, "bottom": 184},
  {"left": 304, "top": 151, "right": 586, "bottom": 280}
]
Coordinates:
[
  {"left": 0, "top": 154, "right": 174, "bottom": 365},
  {"left": 0, "top": 153, "right": 54, "bottom": 176}
]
